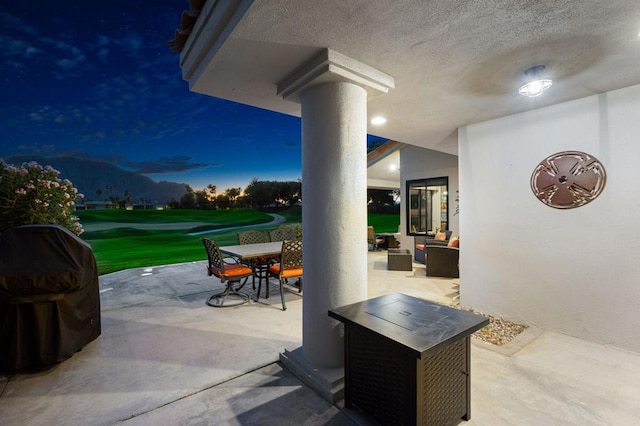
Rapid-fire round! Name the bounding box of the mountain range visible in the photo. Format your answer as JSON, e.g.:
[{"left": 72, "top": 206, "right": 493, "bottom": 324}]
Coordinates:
[{"left": 5, "top": 156, "right": 187, "bottom": 205}]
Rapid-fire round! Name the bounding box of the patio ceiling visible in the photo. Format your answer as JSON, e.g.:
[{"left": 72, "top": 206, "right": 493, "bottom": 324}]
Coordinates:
[{"left": 179, "top": 0, "right": 640, "bottom": 156}]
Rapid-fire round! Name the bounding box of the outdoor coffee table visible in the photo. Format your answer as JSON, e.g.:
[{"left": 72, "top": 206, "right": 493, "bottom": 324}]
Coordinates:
[{"left": 387, "top": 248, "right": 412, "bottom": 271}]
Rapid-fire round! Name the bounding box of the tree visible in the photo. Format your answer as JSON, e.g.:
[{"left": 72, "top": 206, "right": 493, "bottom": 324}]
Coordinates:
[
  {"left": 180, "top": 184, "right": 196, "bottom": 208},
  {"left": 168, "top": 198, "right": 180, "bottom": 209},
  {"left": 194, "top": 189, "right": 209, "bottom": 208},
  {"left": 367, "top": 188, "right": 394, "bottom": 205},
  {"left": 243, "top": 179, "right": 301, "bottom": 207},
  {"left": 277, "top": 180, "right": 301, "bottom": 206},
  {"left": 225, "top": 187, "right": 241, "bottom": 207},
  {"left": 243, "top": 178, "right": 274, "bottom": 207},
  {"left": 215, "top": 193, "right": 231, "bottom": 209},
  {"left": 206, "top": 184, "right": 217, "bottom": 199},
  {"left": 202, "top": 184, "right": 217, "bottom": 209},
  {"left": 123, "top": 189, "right": 132, "bottom": 207}
]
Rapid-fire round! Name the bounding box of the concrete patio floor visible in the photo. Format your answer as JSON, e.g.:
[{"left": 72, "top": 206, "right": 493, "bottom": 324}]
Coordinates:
[{"left": 1, "top": 251, "right": 639, "bottom": 425}]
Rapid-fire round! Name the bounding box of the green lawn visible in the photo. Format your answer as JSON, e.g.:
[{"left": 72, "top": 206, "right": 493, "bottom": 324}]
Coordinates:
[
  {"left": 78, "top": 208, "right": 274, "bottom": 227},
  {"left": 77, "top": 208, "right": 397, "bottom": 275},
  {"left": 367, "top": 213, "right": 400, "bottom": 233}
]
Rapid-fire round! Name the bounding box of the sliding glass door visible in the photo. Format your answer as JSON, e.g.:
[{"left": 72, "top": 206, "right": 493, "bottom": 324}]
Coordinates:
[{"left": 406, "top": 177, "right": 448, "bottom": 236}]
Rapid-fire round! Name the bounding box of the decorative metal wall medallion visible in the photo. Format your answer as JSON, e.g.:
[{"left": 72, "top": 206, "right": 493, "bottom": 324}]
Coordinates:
[{"left": 530, "top": 151, "right": 606, "bottom": 209}]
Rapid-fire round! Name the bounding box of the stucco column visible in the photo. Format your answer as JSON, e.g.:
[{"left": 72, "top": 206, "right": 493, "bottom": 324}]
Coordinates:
[
  {"left": 276, "top": 49, "right": 394, "bottom": 401},
  {"left": 300, "top": 81, "right": 368, "bottom": 367}
]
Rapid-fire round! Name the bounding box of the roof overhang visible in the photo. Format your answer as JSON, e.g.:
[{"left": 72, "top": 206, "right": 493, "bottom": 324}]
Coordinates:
[{"left": 178, "top": 0, "right": 640, "bottom": 156}]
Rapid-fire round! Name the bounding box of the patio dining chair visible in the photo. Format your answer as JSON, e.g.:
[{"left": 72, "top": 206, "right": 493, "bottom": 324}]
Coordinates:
[
  {"left": 237, "top": 230, "right": 268, "bottom": 244},
  {"left": 202, "top": 238, "right": 254, "bottom": 307},
  {"left": 367, "top": 226, "right": 384, "bottom": 251},
  {"left": 262, "top": 238, "right": 303, "bottom": 311},
  {"left": 269, "top": 227, "right": 296, "bottom": 242}
]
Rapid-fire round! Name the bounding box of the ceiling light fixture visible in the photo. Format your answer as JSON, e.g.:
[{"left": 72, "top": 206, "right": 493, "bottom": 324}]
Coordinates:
[
  {"left": 370, "top": 116, "right": 387, "bottom": 125},
  {"left": 518, "top": 65, "right": 552, "bottom": 97}
]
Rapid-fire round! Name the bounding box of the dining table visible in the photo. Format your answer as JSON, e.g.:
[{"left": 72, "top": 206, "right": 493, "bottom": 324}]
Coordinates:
[
  {"left": 219, "top": 241, "right": 283, "bottom": 300},
  {"left": 219, "top": 241, "right": 283, "bottom": 261}
]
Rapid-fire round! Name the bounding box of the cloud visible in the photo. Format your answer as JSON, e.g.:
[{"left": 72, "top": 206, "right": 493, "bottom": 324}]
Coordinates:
[
  {"left": 96, "top": 35, "right": 110, "bottom": 47},
  {"left": 8, "top": 147, "right": 125, "bottom": 166},
  {"left": 0, "top": 14, "right": 87, "bottom": 77},
  {"left": 12, "top": 143, "right": 68, "bottom": 156},
  {"left": 29, "top": 112, "right": 44, "bottom": 121},
  {"left": 97, "top": 47, "right": 109, "bottom": 63},
  {"left": 4, "top": 58, "right": 26, "bottom": 71},
  {"left": 119, "top": 33, "right": 143, "bottom": 52},
  {"left": 24, "top": 46, "right": 41, "bottom": 58},
  {"left": 124, "top": 156, "right": 219, "bottom": 174},
  {"left": 54, "top": 46, "right": 86, "bottom": 70},
  {"left": 14, "top": 143, "right": 49, "bottom": 154},
  {"left": 2, "top": 13, "right": 197, "bottom": 139},
  {"left": 3, "top": 37, "right": 38, "bottom": 59},
  {"left": 0, "top": 12, "right": 39, "bottom": 37}
]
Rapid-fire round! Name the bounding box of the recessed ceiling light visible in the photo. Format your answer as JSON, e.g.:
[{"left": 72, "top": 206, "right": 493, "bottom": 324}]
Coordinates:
[
  {"left": 389, "top": 164, "right": 397, "bottom": 171},
  {"left": 370, "top": 116, "right": 387, "bottom": 125}
]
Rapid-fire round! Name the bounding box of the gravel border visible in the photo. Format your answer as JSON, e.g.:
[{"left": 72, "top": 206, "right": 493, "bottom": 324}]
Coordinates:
[
  {"left": 469, "top": 310, "right": 528, "bottom": 346},
  {"left": 446, "top": 301, "right": 528, "bottom": 346}
]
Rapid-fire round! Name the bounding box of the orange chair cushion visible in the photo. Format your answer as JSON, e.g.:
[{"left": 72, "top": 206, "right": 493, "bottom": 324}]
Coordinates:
[
  {"left": 434, "top": 231, "right": 447, "bottom": 241},
  {"left": 268, "top": 264, "right": 303, "bottom": 278},
  {"left": 415, "top": 244, "right": 425, "bottom": 250},
  {"left": 448, "top": 237, "right": 459, "bottom": 248},
  {"left": 268, "top": 265, "right": 279, "bottom": 275},
  {"left": 281, "top": 268, "right": 303, "bottom": 278},
  {"left": 210, "top": 263, "right": 253, "bottom": 279}
]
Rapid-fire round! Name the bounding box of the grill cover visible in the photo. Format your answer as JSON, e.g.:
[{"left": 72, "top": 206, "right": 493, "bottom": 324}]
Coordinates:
[{"left": 0, "top": 225, "right": 101, "bottom": 371}]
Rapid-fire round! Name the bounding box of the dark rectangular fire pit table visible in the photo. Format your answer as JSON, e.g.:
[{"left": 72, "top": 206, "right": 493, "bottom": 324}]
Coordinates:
[{"left": 328, "top": 293, "right": 489, "bottom": 425}]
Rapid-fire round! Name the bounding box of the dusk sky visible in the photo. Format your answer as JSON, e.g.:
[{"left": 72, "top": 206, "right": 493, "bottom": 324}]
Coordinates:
[{"left": 1, "top": 1, "right": 386, "bottom": 191}]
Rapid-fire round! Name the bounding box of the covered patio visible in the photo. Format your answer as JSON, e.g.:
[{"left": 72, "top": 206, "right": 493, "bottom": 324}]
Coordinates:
[
  {"left": 171, "top": 0, "right": 640, "bottom": 403},
  {"left": 1, "top": 252, "right": 639, "bottom": 425}
]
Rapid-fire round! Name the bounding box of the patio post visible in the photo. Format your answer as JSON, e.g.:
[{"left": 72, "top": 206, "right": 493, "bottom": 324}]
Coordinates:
[
  {"left": 301, "top": 81, "right": 369, "bottom": 365},
  {"left": 277, "top": 49, "right": 394, "bottom": 401}
]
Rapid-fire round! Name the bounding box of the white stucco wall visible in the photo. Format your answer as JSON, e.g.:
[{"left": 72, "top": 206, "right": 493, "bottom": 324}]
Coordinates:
[
  {"left": 459, "top": 84, "right": 640, "bottom": 353},
  {"left": 399, "top": 146, "right": 459, "bottom": 250}
]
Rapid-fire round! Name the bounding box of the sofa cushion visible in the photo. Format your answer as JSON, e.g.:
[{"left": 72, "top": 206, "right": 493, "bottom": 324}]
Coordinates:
[
  {"left": 448, "top": 237, "right": 459, "bottom": 248},
  {"left": 434, "top": 231, "right": 447, "bottom": 241}
]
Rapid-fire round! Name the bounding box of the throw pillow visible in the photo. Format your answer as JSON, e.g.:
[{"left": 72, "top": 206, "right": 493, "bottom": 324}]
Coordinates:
[
  {"left": 448, "top": 237, "right": 459, "bottom": 248},
  {"left": 434, "top": 231, "right": 447, "bottom": 241}
]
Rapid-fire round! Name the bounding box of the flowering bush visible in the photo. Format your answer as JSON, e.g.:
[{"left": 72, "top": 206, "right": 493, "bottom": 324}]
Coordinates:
[{"left": 0, "top": 159, "right": 84, "bottom": 235}]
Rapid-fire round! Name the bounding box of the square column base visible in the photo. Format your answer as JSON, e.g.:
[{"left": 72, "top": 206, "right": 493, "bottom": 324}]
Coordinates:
[{"left": 279, "top": 347, "right": 344, "bottom": 403}]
